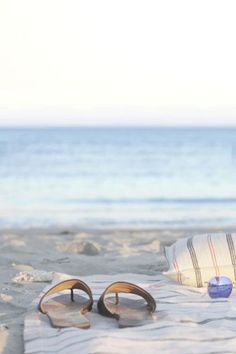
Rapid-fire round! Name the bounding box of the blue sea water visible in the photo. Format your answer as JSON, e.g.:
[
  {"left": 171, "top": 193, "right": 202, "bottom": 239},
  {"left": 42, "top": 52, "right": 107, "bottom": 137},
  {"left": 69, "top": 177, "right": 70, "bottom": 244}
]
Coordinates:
[{"left": 0, "top": 127, "right": 236, "bottom": 228}]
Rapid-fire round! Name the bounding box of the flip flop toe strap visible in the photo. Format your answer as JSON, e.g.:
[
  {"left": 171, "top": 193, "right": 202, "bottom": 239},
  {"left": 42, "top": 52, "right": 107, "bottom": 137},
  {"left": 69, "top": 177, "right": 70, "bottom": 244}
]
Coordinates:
[
  {"left": 97, "top": 281, "right": 156, "bottom": 318},
  {"left": 39, "top": 279, "right": 93, "bottom": 314}
]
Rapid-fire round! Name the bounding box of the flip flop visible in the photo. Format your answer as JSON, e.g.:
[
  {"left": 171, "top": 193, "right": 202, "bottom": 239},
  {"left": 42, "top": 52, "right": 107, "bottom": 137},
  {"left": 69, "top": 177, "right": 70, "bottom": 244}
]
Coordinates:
[
  {"left": 97, "top": 281, "right": 156, "bottom": 328},
  {"left": 38, "top": 279, "right": 93, "bottom": 329}
]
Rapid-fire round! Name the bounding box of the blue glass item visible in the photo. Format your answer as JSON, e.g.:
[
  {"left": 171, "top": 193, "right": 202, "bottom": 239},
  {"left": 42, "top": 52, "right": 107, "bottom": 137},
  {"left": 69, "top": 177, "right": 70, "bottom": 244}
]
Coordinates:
[{"left": 207, "top": 276, "right": 233, "bottom": 299}]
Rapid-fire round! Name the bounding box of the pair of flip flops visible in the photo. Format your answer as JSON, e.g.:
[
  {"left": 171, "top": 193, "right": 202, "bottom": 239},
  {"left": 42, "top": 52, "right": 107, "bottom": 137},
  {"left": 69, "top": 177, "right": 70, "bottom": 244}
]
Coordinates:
[{"left": 39, "top": 279, "right": 156, "bottom": 329}]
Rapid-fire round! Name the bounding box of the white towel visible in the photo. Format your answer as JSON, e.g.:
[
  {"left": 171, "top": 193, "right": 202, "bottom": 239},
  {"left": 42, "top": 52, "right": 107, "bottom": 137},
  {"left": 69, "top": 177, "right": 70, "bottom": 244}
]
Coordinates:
[{"left": 24, "top": 273, "right": 236, "bottom": 354}]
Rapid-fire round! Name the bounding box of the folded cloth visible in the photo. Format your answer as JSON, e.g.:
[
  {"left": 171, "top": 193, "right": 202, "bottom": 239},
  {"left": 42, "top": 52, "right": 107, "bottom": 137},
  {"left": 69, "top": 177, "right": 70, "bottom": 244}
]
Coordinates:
[
  {"left": 24, "top": 273, "right": 236, "bottom": 354},
  {"left": 164, "top": 232, "right": 236, "bottom": 287}
]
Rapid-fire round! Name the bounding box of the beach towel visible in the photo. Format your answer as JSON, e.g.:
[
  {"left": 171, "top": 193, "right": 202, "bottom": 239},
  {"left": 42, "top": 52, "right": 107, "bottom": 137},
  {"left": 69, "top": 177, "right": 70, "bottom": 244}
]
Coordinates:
[{"left": 24, "top": 273, "right": 236, "bottom": 354}]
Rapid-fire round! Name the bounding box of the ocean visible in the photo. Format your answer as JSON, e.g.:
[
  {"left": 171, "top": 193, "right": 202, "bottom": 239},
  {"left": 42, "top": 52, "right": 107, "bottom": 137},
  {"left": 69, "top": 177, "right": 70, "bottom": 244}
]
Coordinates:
[{"left": 0, "top": 127, "right": 236, "bottom": 228}]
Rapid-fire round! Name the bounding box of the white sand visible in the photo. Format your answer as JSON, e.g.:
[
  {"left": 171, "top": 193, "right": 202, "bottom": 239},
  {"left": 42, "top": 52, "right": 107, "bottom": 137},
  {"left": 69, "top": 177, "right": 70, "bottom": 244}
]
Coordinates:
[{"left": 0, "top": 226, "right": 235, "bottom": 354}]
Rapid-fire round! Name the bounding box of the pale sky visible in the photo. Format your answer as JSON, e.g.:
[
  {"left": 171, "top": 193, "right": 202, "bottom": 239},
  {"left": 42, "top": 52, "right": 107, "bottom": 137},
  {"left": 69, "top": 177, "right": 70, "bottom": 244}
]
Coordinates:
[{"left": 0, "top": 0, "right": 236, "bottom": 126}]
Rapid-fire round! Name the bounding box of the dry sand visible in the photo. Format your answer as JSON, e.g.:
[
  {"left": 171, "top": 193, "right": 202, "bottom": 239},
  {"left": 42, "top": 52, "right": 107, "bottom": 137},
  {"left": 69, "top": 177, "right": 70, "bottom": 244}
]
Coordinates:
[{"left": 0, "top": 226, "right": 235, "bottom": 354}]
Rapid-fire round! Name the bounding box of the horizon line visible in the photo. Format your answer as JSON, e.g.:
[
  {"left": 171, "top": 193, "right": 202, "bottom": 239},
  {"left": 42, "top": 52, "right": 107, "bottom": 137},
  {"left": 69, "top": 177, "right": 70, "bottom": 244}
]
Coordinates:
[{"left": 1, "top": 124, "right": 236, "bottom": 129}]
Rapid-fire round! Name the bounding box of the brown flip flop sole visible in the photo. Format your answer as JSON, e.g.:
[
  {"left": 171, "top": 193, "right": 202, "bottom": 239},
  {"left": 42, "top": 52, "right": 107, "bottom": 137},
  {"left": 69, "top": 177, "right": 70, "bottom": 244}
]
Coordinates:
[
  {"left": 97, "top": 281, "right": 156, "bottom": 328},
  {"left": 38, "top": 279, "right": 93, "bottom": 329}
]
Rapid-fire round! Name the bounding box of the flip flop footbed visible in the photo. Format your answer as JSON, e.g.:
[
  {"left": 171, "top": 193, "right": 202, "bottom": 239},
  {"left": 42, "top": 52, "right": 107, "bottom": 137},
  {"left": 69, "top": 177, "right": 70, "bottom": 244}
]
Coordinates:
[
  {"left": 42, "top": 293, "right": 91, "bottom": 329},
  {"left": 104, "top": 296, "right": 154, "bottom": 328}
]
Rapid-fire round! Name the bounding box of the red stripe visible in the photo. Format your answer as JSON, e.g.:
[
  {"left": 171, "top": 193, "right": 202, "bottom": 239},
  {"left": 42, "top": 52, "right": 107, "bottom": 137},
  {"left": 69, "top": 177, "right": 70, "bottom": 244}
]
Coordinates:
[
  {"left": 207, "top": 234, "right": 220, "bottom": 276},
  {"left": 172, "top": 246, "right": 179, "bottom": 282},
  {"left": 173, "top": 245, "right": 182, "bottom": 284}
]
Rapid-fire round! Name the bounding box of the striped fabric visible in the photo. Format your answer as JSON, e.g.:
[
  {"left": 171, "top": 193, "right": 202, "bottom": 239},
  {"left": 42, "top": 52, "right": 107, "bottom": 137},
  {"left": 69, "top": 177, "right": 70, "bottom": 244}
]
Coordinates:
[
  {"left": 164, "top": 232, "right": 236, "bottom": 287},
  {"left": 24, "top": 272, "right": 236, "bottom": 354}
]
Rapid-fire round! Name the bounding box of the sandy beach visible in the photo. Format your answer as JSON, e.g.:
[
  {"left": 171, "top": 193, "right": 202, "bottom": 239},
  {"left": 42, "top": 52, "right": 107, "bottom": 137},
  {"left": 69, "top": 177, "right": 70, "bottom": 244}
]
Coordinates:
[
  {"left": 0, "top": 225, "right": 235, "bottom": 354},
  {"left": 1, "top": 0, "right": 236, "bottom": 350}
]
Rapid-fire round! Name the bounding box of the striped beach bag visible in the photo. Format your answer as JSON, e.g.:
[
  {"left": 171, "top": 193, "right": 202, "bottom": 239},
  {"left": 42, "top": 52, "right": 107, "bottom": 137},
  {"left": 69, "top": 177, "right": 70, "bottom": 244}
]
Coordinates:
[{"left": 164, "top": 233, "right": 236, "bottom": 287}]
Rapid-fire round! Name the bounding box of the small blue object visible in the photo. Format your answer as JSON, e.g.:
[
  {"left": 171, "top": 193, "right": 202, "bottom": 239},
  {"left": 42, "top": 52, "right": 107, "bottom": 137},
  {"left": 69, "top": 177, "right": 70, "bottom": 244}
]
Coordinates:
[{"left": 208, "top": 276, "right": 233, "bottom": 298}]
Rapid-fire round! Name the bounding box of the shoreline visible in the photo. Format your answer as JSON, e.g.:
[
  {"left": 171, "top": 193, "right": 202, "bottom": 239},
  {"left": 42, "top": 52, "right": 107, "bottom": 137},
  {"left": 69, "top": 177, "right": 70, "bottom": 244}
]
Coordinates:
[{"left": 1, "top": 225, "right": 236, "bottom": 354}]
